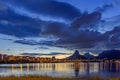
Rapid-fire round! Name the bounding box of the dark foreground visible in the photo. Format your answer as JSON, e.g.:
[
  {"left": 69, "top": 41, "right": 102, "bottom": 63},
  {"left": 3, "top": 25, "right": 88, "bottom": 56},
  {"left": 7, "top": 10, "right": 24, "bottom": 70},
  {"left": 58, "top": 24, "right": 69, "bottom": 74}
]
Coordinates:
[{"left": 0, "top": 76, "right": 120, "bottom": 80}]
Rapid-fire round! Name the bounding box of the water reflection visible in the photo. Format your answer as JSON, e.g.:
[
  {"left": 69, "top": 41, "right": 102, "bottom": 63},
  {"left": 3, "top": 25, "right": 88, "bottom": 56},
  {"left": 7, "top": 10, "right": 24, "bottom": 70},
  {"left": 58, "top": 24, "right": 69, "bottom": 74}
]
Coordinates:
[
  {"left": 74, "top": 63, "right": 79, "bottom": 77},
  {"left": 0, "top": 62, "right": 120, "bottom": 78}
]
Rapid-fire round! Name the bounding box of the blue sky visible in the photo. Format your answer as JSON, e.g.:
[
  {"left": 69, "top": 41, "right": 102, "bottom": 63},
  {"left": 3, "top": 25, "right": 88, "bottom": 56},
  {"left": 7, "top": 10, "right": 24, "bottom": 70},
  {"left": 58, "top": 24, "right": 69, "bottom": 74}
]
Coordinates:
[{"left": 0, "top": 0, "right": 120, "bottom": 57}]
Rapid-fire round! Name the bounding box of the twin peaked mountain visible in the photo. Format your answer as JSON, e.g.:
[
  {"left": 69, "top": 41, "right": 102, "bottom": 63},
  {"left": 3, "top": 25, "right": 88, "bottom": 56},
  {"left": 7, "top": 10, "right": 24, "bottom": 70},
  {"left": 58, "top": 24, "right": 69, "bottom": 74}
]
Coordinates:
[
  {"left": 66, "top": 50, "right": 95, "bottom": 60},
  {"left": 66, "top": 50, "right": 120, "bottom": 60},
  {"left": 66, "top": 50, "right": 86, "bottom": 60}
]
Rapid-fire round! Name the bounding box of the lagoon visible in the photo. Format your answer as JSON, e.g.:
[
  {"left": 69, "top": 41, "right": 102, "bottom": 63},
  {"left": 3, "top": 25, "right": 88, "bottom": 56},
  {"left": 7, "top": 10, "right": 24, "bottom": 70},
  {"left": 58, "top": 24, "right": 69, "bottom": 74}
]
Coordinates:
[{"left": 0, "top": 62, "right": 120, "bottom": 78}]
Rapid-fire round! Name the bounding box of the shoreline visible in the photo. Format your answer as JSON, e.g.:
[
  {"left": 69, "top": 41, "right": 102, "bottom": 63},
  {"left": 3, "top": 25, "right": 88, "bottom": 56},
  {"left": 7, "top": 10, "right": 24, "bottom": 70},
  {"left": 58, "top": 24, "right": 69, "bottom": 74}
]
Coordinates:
[
  {"left": 0, "top": 60, "right": 119, "bottom": 64},
  {"left": 0, "top": 75, "right": 119, "bottom": 80}
]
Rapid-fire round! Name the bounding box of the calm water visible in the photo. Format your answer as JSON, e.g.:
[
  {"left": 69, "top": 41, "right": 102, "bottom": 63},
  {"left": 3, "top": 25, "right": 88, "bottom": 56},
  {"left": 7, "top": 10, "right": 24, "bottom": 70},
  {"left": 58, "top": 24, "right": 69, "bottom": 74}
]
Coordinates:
[{"left": 0, "top": 62, "right": 120, "bottom": 78}]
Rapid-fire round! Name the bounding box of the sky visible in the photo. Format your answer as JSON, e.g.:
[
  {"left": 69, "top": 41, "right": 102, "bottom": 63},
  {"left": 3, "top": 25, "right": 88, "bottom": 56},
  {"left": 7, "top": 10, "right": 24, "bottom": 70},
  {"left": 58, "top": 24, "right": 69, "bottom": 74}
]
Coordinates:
[{"left": 0, "top": 0, "right": 120, "bottom": 58}]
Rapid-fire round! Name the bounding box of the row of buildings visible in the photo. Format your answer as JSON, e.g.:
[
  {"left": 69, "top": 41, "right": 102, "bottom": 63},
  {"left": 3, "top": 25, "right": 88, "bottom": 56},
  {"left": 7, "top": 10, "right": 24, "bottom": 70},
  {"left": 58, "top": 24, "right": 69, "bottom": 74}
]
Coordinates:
[{"left": 0, "top": 54, "right": 75, "bottom": 63}]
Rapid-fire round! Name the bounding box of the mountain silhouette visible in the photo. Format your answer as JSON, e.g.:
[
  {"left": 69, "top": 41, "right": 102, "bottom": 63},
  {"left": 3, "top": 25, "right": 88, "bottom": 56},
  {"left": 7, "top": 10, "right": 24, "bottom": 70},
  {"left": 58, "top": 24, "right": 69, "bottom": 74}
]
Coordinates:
[
  {"left": 66, "top": 50, "right": 86, "bottom": 60},
  {"left": 84, "top": 52, "right": 95, "bottom": 59},
  {"left": 98, "top": 50, "right": 120, "bottom": 59}
]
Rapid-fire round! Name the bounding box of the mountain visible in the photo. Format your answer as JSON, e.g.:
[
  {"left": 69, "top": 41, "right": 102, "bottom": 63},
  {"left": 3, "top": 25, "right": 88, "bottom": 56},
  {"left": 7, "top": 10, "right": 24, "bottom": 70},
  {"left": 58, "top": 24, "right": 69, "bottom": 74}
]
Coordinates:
[
  {"left": 98, "top": 50, "right": 120, "bottom": 59},
  {"left": 66, "top": 50, "right": 86, "bottom": 60},
  {"left": 84, "top": 52, "right": 96, "bottom": 59}
]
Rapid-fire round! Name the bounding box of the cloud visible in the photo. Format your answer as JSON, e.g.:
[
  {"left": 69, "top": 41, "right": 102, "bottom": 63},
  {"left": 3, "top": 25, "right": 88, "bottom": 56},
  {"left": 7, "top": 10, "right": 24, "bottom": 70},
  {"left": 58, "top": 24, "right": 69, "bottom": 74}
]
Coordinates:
[
  {"left": 0, "top": 23, "right": 41, "bottom": 38},
  {"left": 50, "top": 52, "right": 67, "bottom": 55},
  {"left": 4, "top": 0, "right": 81, "bottom": 21},
  {"left": 21, "top": 52, "right": 66, "bottom": 56},
  {"left": 55, "top": 30, "right": 108, "bottom": 49},
  {"left": 95, "top": 3, "right": 113, "bottom": 13},
  {"left": 0, "top": 2, "right": 8, "bottom": 11},
  {"left": 39, "top": 10, "right": 107, "bottom": 49},
  {"left": 0, "top": 7, "right": 42, "bottom": 37},
  {"left": 1, "top": 38, "right": 13, "bottom": 41},
  {"left": 39, "top": 10, "right": 119, "bottom": 50},
  {"left": 105, "top": 26, "right": 120, "bottom": 48},
  {"left": 14, "top": 39, "right": 55, "bottom": 46},
  {"left": 100, "top": 15, "right": 120, "bottom": 33},
  {"left": 35, "top": 47, "right": 49, "bottom": 50},
  {"left": 112, "top": 0, "right": 120, "bottom": 7},
  {"left": 71, "top": 11, "right": 101, "bottom": 30},
  {"left": 40, "top": 15, "right": 120, "bottom": 50},
  {"left": 21, "top": 53, "right": 41, "bottom": 56},
  {"left": 0, "top": 0, "right": 119, "bottom": 52},
  {"left": 105, "top": 26, "right": 120, "bottom": 35},
  {"left": 41, "top": 22, "right": 71, "bottom": 38}
]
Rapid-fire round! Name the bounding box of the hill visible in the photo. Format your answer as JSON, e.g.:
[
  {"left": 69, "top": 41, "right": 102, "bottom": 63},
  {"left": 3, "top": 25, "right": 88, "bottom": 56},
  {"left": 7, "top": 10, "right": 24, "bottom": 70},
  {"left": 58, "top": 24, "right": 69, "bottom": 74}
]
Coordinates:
[
  {"left": 98, "top": 50, "right": 120, "bottom": 59},
  {"left": 66, "top": 50, "right": 86, "bottom": 60}
]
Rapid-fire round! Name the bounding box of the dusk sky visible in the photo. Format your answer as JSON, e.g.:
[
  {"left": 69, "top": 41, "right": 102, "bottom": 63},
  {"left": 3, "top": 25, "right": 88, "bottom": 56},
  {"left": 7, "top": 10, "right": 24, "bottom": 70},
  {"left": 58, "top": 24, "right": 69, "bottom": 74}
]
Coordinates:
[{"left": 0, "top": 0, "right": 120, "bottom": 58}]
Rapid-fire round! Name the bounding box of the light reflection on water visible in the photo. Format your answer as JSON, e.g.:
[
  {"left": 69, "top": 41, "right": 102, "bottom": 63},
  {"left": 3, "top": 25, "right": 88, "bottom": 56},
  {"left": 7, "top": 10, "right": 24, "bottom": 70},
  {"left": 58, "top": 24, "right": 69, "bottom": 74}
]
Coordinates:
[{"left": 0, "top": 62, "right": 120, "bottom": 78}]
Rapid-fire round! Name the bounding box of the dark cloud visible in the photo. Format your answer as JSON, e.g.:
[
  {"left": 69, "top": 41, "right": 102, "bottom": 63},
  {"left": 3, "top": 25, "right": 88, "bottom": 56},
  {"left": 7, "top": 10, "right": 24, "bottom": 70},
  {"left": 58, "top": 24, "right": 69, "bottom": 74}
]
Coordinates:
[
  {"left": 50, "top": 52, "right": 66, "bottom": 55},
  {"left": 39, "top": 10, "right": 108, "bottom": 49},
  {"left": 41, "top": 22, "right": 71, "bottom": 38},
  {"left": 105, "top": 26, "right": 120, "bottom": 35},
  {"left": 55, "top": 30, "right": 108, "bottom": 49},
  {"left": 105, "top": 26, "right": 120, "bottom": 48},
  {"left": 0, "top": 37, "right": 13, "bottom": 41},
  {"left": 0, "top": 24, "right": 41, "bottom": 38},
  {"left": 110, "top": 33, "right": 120, "bottom": 42},
  {"left": 71, "top": 12, "right": 101, "bottom": 30},
  {"left": 111, "top": 0, "right": 120, "bottom": 8},
  {"left": 4, "top": 39, "right": 13, "bottom": 41},
  {"left": 95, "top": 3, "right": 113, "bottom": 13},
  {"left": 35, "top": 47, "right": 49, "bottom": 50},
  {"left": 7, "top": 48, "right": 11, "bottom": 51},
  {"left": 40, "top": 16, "right": 119, "bottom": 50},
  {"left": 14, "top": 39, "right": 39, "bottom": 46},
  {"left": 21, "top": 53, "right": 41, "bottom": 56},
  {"left": 0, "top": 7, "right": 42, "bottom": 37},
  {"left": 14, "top": 39, "right": 55, "bottom": 46},
  {"left": 4, "top": 0, "right": 81, "bottom": 20},
  {"left": 0, "top": 2, "right": 8, "bottom": 11},
  {"left": 21, "top": 52, "right": 66, "bottom": 56}
]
